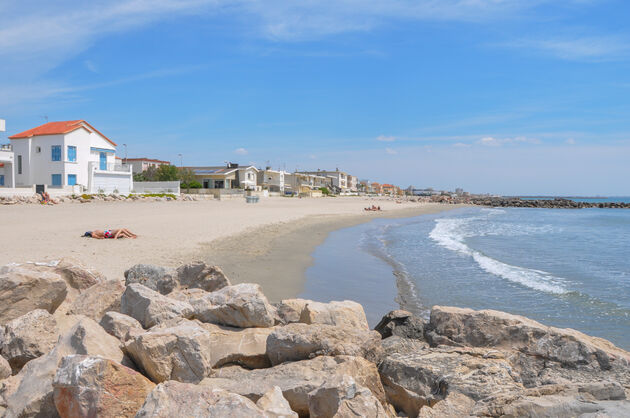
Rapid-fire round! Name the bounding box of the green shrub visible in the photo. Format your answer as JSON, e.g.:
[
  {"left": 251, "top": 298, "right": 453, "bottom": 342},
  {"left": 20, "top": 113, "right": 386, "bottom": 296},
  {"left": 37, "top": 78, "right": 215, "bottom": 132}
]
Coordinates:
[
  {"left": 181, "top": 181, "right": 202, "bottom": 189},
  {"left": 80, "top": 194, "right": 93, "bottom": 200},
  {"left": 141, "top": 193, "right": 177, "bottom": 199},
  {"left": 319, "top": 187, "right": 330, "bottom": 195}
]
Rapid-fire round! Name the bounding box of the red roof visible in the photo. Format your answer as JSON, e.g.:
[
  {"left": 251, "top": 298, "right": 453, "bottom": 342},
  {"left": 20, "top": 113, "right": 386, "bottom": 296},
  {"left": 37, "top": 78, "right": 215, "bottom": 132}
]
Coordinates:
[{"left": 9, "top": 120, "right": 116, "bottom": 146}]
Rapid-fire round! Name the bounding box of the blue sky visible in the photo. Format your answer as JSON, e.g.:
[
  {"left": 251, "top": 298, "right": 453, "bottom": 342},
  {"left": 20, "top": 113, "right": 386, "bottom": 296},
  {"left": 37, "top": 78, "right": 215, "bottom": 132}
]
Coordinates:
[{"left": 1, "top": 0, "right": 629, "bottom": 195}]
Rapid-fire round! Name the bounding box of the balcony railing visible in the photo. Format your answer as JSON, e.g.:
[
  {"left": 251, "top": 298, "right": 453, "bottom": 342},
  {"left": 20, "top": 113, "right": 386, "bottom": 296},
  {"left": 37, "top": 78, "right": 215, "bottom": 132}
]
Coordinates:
[
  {"left": 90, "top": 162, "right": 132, "bottom": 172},
  {"left": 0, "top": 144, "right": 12, "bottom": 151}
]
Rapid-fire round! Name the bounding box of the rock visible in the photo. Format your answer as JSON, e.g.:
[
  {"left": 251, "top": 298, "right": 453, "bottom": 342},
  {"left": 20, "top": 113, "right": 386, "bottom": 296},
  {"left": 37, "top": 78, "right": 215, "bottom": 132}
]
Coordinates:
[
  {"left": 299, "top": 300, "right": 369, "bottom": 330},
  {"left": 427, "top": 306, "right": 630, "bottom": 371},
  {"left": 307, "top": 375, "right": 392, "bottom": 418},
  {"left": 256, "top": 386, "right": 297, "bottom": 417},
  {"left": 53, "top": 258, "right": 107, "bottom": 291},
  {"left": 0, "top": 265, "right": 67, "bottom": 324},
  {"left": 124, "top": 320, "right": 213, "bottom": 383},
  {"left": 374, "top": 310, "right": 425, "bottom": 340},
  {"left": 176, "top": 262, "right": 231, "bottom": 292},
  {"left": 417, "top": 392, "right": 476, "bottom": 418},
  {"left": 0, "top": 356, "right": 10, "bottom": 379},
  {"left": 52, "top": 355, "right": 155, "bottom": 418},
  {"left": 3, "top": 316, "right": 129, "bottom": 418},
  {"left": 120, "top": 284, "right": 193, "bottom": 328},
  {"left": 135, "top": 381, "right": 268, "bottom": 417},
  {"left": 378, "top": 344, "right": 523, "bottom": 417},
  {"left": 67, "top": 280, "right": 125, "bottom": 321},
  {"left": 273, "top": 299, "right": 310, "bottom": 324},
  {"left": 202, "top": 355, "right": 386, "bottom": 416},
  {"left": 266, "top": 323, "right": 382, "bottom": 365},
  {"left": 99, "top": 312, "right": 143, "bottom": 342},
  {"left": 1, "top": 309, "right": 59, "bottom": 374},
  {"left": 191, "top": 283, "right": 276, "bottom": 328},
  {"left": 124, "top": 264, "right": 177, "bottom": 295},
  {"left": 125, "top": 320, "right": 273, "bottom": 383}
]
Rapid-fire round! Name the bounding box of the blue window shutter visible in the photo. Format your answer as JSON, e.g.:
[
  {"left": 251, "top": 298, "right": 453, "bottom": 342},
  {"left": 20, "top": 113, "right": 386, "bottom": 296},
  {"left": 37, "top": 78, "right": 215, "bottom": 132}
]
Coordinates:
[
  {"left": 0, "top": 175, "right": 4, "bottom": 186},
  {"left": 68, "top": 146, "right": 77, "bottom": 162},
  {"left": 67, "top": 174, "right": 77, "bottom": 186},
  {"left": 52, "top": 174, "right": 62, "bottom": 186},
  {"left": 52, "top": 146, "right": 61, "bottom": 161}
]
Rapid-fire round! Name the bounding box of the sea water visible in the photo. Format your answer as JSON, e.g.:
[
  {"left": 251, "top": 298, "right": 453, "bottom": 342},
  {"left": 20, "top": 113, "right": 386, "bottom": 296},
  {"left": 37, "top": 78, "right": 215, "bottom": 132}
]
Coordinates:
[{"left": 302, "top": 206, "right": 630, "bottom": 349}]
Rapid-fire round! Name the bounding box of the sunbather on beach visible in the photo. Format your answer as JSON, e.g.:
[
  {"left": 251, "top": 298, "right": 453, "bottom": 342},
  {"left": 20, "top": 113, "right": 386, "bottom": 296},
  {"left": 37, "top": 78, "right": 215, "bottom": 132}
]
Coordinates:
[{"left": 83, "top": 229, "right": 137, "bottom": 239}]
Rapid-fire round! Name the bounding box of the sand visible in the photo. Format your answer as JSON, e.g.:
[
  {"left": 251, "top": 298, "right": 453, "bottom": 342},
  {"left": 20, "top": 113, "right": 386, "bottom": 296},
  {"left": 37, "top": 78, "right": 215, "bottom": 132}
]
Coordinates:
[{"left": 0, "top": 197, "right": 459, "bottom": 301}]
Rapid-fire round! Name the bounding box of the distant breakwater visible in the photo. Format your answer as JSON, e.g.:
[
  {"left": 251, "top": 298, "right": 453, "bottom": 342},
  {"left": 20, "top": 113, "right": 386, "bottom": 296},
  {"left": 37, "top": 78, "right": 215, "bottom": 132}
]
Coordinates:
[{"left": 470, "top": 197, "right": 630, "bottom": 209}]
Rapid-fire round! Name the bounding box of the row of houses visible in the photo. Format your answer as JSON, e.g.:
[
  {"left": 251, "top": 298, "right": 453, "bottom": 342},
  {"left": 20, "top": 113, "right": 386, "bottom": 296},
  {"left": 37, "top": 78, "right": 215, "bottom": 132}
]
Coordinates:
[{"left": 0, "top": 119, "right": 405, "bottom": 196}]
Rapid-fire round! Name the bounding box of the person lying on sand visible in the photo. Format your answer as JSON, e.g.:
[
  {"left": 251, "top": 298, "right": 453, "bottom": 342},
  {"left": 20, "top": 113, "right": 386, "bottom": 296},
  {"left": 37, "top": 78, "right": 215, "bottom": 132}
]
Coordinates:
[
  {"left": 83, "top": 229, "right": 137, "bottom": 239},
  {"left": 364, "top": 205, "right": 382, "bottom": 211},
  {"left": 40, "top": 192, "right": 56, "bottom": 205}
]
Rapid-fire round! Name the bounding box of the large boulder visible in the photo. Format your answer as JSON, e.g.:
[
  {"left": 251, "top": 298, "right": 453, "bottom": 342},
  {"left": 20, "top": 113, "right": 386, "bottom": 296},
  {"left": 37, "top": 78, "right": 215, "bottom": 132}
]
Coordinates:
[
  {"left": 124, "top": 264, "right": 177, "bottom": 295},
  {"left": 135, "top": 381, "right": 268, "bottom": 417},
  {"left": 124, "top": 320, "right": 213, "bottom": 383},
  {"left": 176, "top": 262, "right": 231, "bottom": 292},
  {"left": 3, "top": 316, "right": 129, "bottom": 418},
  {"left": 52, "top": 355, "right": 155, "bottom": 418},
  {"left": 256, "top": 386, "right": 297, "bottom": 417},
  {"left": 0, "top": 265, "right": 67, "bottom": 324},
  {"left": 307, "top": 375, "right": 392, "bottom": 418},
  {"left": 1, "top": 309, "right": 59, "bottom": 373},
  {"left": 266, "top": 323, "right": 382, "bottom": 366},
  {"left": 99, "top": 312, "right": 143, "bottom": 342},
  {"left": 120, "top": 284, "right": 193, "bottom": 328},
  {"left": 202, "top": 323, "right": 273, "bottom": 369},
  {"left": 67, "top": 280, "right": 125, "bottom": 321},
  {"left": 191, "top": 283, "right": 276, "bottom": 328},
  {"left": 0, "top": 356, "right": 10, "bottom": 380},
  {"left": 374, "top": 310, "right": 425, "bottom": 340},
  {"left": 52, "top": 258, "right": 107, "bottom": 291},
  {"left": 201, "top": 355, "right": 386, "bottom": 416},
  {"left": 274, "top": 299, "right": 310, "bottom": 324},
  {"left": 427, "top": 306, "right": 630, "bottom": 371},
  {"left": 299, "top": 300, "right": 369, "bottom": 330},
  {"left": 378, "top": 344, "right": 524, "bottom": 417}
]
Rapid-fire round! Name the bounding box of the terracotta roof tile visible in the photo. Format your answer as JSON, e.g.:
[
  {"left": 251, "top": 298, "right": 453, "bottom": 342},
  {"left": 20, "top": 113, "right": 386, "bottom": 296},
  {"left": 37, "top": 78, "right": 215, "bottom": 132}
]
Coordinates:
[{"left": 9, "top": 120, "right": 116, "bottom": 146}]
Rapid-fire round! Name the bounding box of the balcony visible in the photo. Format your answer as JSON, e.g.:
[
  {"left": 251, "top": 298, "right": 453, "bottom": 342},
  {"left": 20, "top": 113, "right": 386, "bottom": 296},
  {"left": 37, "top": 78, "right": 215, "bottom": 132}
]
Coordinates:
[
  {"left": 0, "top": 144, "right": 12, "bottom": 151},
  {"left": 90, "top": 162, "right": 132, "bottom": 173}
]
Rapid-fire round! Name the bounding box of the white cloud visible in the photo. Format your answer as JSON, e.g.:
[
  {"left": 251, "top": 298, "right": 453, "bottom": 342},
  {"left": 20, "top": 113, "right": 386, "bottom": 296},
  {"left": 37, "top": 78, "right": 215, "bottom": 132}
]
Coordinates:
[
  {"left": 500, "top": 36, "right": 630, "bottom": 61},
  {"left": 234, "top": 147, "right": 248, "bottom": 155},
  {"left": 477, "top": 136, "right": 541, "bottom": 146},
  {"left": 452, "top": 142, "right": 471, "bottom": 148},
  {"left": 376, "top": 135, "right": 396, "bottom": 142},
  {"left": 84, "top": 60, "right": 98, "bottom": 73},
  {"left": 565, "top": 138, "right": 576, "bottom": 145},
  {"left": 385, "top": 147, "right": 397, "bottom": 155}
]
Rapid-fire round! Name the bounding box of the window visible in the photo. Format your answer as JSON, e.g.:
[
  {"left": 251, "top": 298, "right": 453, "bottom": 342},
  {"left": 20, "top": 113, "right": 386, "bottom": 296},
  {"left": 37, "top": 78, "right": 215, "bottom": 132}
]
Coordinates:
[
  {"left": 17, "top": 155, "right": 22, "bottom": 175},
  {"left": 67, "top": 146, "right": 77, "bottom": 162},
  {"left": 51, "top": 145, "right": 61, "bottom": 161},
  {"left": 51, "top": 174, "right": 62, "bottom": 186},
  {"left": 67, "top": 174, "right": 77, "bottom": 186},
  {"left": 36, "top": 146, "right": 41, "bottom": 153},
  {"left": 0, "top": 175, "right": 4, "bottom": 186}
]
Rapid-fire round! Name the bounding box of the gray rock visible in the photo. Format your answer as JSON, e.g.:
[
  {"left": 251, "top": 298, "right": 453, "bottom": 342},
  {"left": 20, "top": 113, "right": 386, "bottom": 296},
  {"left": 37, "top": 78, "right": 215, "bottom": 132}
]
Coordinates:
[
  {"left": 1, "top": 309, "right": 59, "bottom": 374},
  {"left": 0, "top": 356, "right": 10, "bottom": 380},
  {"left": 99, "top": 312, "right": 144, "bottom": 342},
  {"left": 191, "top": 283, "right": 276, "bottom": 328},
  {"left": 266, "top": 323, "right": 382, "bottom": 366},
  {"left": 124, "top": 264, "right": 178, "bottom": 295},
  {"left": 67, "top": 280, "right": 125, "bottom": 321},
  {"left": 299, "top": 300, "right": 369, "bottom": 330},
  {"left": 120, "top": 284, "right": 194, "bottom": 328},
  {"left": 176, "top": 262, "right": 231, "bottom": 292},
  {"left": 307, "top": 375, "right": 392, "bottom": 418},
  {"left": 135, "top": 381, "right": 268, "bottom": 417},
  {"left": 374, "top": 310, "right": 425, "bottom": 340},
  {"left": 256, "top": 386, "right": 297, "bottom": 417},
  {"left": 0, "top": 265, "right": 67, "bottom": 325},
  {"left": 201, "top": 355, "right": 386, "bottom": 416}
]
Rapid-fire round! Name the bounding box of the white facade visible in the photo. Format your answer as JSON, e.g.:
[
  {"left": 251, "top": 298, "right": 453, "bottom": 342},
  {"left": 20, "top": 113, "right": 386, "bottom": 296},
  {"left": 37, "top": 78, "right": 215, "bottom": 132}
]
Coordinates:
[
  {"left": 9, "top": 121, "right": 132, "bottom": 194},
  {"left": 258, "top": 169, "right": 287, "bottom": 192},
  {"left": 237, "top": 166, "right": 259, "bottom": 189},
  {"left": 123, "top": 158, "right": 170, "bottom": 174},
  {"left": 299, "top": 170, "right": 349, "bottom": 191}
]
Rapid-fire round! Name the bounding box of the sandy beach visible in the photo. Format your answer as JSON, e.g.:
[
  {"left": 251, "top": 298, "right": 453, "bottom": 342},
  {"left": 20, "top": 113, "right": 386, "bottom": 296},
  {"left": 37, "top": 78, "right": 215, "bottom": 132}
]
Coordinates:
[{"left": 1, "top": 197, "right": 459, "bottom": 301}]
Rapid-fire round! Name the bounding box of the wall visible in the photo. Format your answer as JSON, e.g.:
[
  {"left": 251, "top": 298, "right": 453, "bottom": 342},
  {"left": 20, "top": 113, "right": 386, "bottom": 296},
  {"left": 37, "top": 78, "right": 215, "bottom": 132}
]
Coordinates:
[
  {"left": 132, "top": 181, "right": 180, "bottom": 195},
  {"left": 90, "top": 171, "right": 133, "bottom": 194}
]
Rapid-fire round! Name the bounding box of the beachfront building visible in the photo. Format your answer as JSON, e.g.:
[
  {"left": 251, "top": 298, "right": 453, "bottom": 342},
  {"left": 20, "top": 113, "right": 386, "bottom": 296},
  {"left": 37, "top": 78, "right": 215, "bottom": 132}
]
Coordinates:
[
  {"left": 8, "top": 120, "right": 132, "bottom": 194},
  {"left": 284, "top": 172, "right": 330, "bottom": 196},
  {"left": 371, "top": 182, "right": 382, "bottom": 194},
  {"left": 298, "top": 169, "right": 349, "bottom": 192},
  {"left": 0, "top": 144, "right": 15, "bottom": 188},
  {"left": 186, "top": 163, "right": 259, "bottom": 190},
  {"left": 382, "top": 184, "right": 396, "bottom": 195},
  {"left": 347, "top": 175, "right": 358, "bottom": 192},
  {"left": 123, "top": 157, "right": 171, "bottom": 174},
  {"left": 257, "top": 167, "right": 287, "bottom": 193}
]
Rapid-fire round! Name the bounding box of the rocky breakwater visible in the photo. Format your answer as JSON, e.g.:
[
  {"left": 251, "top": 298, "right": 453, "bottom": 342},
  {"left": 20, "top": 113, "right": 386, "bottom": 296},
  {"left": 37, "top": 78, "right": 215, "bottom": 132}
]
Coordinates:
[
  {"left": 0, "top": 261, "right": 628, "bottom": 417},
  {"left": 471, "top": 197, "right": 630, "bottom": 209}
]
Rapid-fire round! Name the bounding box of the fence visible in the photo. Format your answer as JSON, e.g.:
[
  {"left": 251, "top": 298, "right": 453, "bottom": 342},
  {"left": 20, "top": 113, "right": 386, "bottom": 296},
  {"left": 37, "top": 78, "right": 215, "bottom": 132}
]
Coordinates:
[{"left": 131, "top": 181, "right": 180, "bottom": 195}]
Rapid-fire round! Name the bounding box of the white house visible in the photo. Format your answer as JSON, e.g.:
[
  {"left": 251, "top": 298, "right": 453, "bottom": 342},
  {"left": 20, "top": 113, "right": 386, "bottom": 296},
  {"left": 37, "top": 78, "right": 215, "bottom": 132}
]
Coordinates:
[
  {"left": 187, "top": 163, "right": 259, "bottom": 190},
  {"left": 257, "top": 168, "right": 287, "bottom": 193},
  {"left": 299, "top": 169, "right": 349, "bottom": 191},
  {"left": 9, "top": 120, "right": 133, "bottom": 194},
  {"left": 120, "top": 157, "right": 171, "bottom": 174},
  {"left": 0, "top": 144, "right": 15, "bottom": 188}
]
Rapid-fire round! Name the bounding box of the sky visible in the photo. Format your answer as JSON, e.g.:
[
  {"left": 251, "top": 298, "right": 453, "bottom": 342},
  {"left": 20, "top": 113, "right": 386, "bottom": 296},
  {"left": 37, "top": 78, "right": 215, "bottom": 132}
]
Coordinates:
[{"left": 1, "top": 0, "right": 629, "bottom": 195}]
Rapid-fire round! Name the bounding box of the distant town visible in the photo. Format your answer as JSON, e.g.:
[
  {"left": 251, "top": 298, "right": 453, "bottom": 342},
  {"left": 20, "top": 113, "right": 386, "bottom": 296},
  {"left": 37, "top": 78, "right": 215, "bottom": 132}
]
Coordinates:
[{"left": 0, "top": 119, "right": 472, "bottom": 200}]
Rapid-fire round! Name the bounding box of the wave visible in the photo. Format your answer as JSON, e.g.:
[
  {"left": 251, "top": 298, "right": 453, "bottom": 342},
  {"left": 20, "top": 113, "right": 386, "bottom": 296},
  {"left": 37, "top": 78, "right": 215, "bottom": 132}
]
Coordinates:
[{"left": 430, "top": 215, "right": 569, "bottom": 295}]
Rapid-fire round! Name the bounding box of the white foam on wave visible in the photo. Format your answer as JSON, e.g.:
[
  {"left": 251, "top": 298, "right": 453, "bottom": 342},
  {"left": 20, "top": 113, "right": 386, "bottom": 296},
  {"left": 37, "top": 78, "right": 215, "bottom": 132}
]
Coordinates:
[{"left": 430, "top": 215, "right": 569, "bottom": 295}]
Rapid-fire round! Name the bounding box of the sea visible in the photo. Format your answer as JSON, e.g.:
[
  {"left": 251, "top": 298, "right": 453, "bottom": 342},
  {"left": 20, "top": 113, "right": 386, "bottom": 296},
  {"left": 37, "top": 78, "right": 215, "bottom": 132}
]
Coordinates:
[{"left": 301, "top": 199, "right": 630, "bottom": 350}]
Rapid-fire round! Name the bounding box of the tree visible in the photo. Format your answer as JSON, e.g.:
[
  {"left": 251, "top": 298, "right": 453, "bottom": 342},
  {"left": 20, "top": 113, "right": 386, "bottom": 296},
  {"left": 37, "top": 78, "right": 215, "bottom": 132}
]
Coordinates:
[{"left": 156, "top": 165, "right": 179, "bottom": 181}]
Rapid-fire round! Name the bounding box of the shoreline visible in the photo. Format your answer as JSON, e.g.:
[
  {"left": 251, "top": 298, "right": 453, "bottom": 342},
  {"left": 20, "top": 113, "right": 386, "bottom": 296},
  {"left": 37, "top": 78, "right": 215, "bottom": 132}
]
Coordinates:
[{"left": 200, "top": 203, "right": 463, "bottom": 302}]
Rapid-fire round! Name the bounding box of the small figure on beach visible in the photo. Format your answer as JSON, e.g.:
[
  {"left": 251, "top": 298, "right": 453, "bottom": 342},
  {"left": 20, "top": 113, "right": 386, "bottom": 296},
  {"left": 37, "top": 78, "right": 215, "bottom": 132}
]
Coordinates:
[
  {"left": 40, "top": 192, "right": 56, "bottom": 205},
  {"left": 364, "top": 205, "right": 382, "bottom": 211},
  {"left": 83, "top": 229, "right": 138, "bottom": 239}
]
